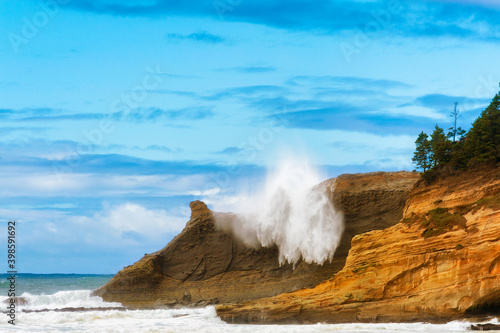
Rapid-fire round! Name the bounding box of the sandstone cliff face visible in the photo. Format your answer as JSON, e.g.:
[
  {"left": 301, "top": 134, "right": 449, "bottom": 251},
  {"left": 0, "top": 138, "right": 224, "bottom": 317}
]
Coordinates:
[
  {"left": 326, "top": 172, "right": 420, "bottom": 257},
  {"left": 216, "top": 167, "right": 500, "bottom": 324},
  {"left": 93, "top": 171, "right": 419, "bottom": 308}
]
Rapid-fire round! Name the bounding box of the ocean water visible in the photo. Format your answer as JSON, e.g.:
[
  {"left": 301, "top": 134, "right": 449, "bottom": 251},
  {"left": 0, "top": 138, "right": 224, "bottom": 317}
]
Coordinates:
[{"left": 0, "top": 274, "right": 494, "bottom": 332}]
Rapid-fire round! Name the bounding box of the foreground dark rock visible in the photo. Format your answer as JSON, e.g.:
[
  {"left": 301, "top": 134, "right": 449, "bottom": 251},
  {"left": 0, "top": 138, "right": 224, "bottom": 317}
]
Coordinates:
[
  {"left": 93, "top": 171, "right": 420, "bottom": 308},
  {"left": 2, "top": 297, "right": 28, "bottom": 306},
  {"left": 471, "top": 323, "right": 500, "bottom": 331}
]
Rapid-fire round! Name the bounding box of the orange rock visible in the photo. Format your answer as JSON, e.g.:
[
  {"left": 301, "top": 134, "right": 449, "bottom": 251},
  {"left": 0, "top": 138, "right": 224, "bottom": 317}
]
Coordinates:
[{"left": 216, "top": 166, "right": 500, "bottom": 323}]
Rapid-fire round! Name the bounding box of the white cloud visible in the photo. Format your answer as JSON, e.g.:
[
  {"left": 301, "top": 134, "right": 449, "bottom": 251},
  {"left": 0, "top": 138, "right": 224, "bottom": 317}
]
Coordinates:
[
  {"left": 384, "top": 106, "right": 445, "bottom": 120},
  {"left": 0, "top": 172, "right": 211, "bottom": 198},
  {"left": 46, "top": 223, "right": 58, "bottom": 233},
  {"left": 75, "top": 203, "right": 187, "bottom": 241},
  {"left": 0, "top": 208, "right": 69, "bottom": 223},
  {"left": 187, "top": 187, "right": 221, "bottom": 196}
]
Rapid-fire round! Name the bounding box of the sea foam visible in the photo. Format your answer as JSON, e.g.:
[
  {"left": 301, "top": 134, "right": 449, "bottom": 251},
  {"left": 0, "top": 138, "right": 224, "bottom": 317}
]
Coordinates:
[
  {"left": 214, "top": 156, "right": 344, "bottom": 266},
  {"left": 0, "top": 290, "right": 122, "bottom": 311},
  {"left": 2, "top": 303, "right": 483, "bottom": 333}
]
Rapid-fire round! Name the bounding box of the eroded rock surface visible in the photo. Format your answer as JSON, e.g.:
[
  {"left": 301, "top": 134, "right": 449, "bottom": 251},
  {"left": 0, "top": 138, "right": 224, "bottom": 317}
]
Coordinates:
[
  {"left": 216, "top": 167, "right": 500, "bottom": 323},
  {"left": 93, "top": 171, "right": 419, "bottom": 308}
]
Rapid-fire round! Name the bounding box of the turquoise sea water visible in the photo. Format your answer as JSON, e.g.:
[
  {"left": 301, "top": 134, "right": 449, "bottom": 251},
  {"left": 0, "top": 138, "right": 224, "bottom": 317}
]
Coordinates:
[
  {"left": 0, "top": 273, "right": 113, "bottom": 295},
  {"left": 0, "top": 274, "right": 494, "bottom": 332}
]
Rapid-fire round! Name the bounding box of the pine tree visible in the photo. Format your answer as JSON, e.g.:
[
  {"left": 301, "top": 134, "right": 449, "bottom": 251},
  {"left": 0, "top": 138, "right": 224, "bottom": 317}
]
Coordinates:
[
  {"left": 429, "top": 125, "right": 450, "bottom": 168},
  {"left": 412, "top": 131, "right": 431, "bottom": 171},
  {"left": 448, "top": 102, "right": 467, "bottom": 143},
  {"left": 465, "top": 93, "right": 500, "bottom": 164}
]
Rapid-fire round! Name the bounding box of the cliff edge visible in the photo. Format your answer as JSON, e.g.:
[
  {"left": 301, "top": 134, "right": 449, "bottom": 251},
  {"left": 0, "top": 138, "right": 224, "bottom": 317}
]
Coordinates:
[
  {"left": 216, "top": 166, "right": 500, "bottom": 323},
  {"left": 93, "top": 171, "right": 419, "bottom": 308}
]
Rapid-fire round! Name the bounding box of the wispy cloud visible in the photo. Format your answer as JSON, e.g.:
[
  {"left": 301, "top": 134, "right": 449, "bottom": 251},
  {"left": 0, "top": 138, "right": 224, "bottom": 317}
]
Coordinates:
[
  {"left": 167, "top": 31, "right": 226, "bottom": 44},
  {"left": 49, "top": 153, "right": 229, "bottom": 176},
  {"left": 265, "top": 108, "right": 434, "bottom": 134},
  {"left": 65, "top": 0, "right": 500, "bottom": 41},
  {"left": 114, "top": 106, "right": 215, "bottom": 121},
  {"left": 0, "top": 107, "right": 101, "bottom": 122},
  {"left": 204, "top": 85, "right": 289, "bottom": 102},
  {"left": 216, "top": 66, "right": 277, "bottom": 73},
  {"left": 0, "top": 166, "right": 215, "bottom": 198},
  {"left": 286, "top": 76, "right": 411, "bottom": 89},
  {"left": 0, "top": 106, "right": 215, "bottom": 123},
  {"left": 0, "top": 126, "right": 48, "bottom": 136},
  {"left": 216, "top": 146, "right": 244, "bottom": 154},
  {"left": 0, "top": 139, "right": 178, "bottom": 163},
  {"left": 223, "top": 75, "right": 495, "bottom": 134},
  {"left": 145, "top": 74, "right": 489, "bottom": 135},
  {"left": 410, "top": 93, "right": 490, "bottom": 110}
]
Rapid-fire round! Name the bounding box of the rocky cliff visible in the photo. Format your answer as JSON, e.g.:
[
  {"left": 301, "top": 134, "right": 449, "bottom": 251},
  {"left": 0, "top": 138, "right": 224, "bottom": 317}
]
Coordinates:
[
  {"left": 216, "top": 166, "right": 500, "bottom": 323},
  {"left": 93, "top": 171, "right": 419, "bottom": 308}
]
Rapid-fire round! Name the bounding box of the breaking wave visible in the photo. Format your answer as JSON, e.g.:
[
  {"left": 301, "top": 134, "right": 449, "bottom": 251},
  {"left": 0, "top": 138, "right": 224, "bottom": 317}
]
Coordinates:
[{"left": 216, "top": 156, "right": 344, "bottom": 265}]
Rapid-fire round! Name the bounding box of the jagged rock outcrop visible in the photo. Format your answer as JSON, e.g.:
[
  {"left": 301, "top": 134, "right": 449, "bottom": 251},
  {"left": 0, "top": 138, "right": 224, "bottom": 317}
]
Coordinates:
[
  {"left": 216, "top": 166, "right": 500, "bottom": 324},
  {"left": 93, "top": 171, "right": 419, "bottom": 308}
]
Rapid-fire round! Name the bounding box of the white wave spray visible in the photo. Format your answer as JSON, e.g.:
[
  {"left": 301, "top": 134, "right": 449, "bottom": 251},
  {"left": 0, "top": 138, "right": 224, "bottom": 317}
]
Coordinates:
[
  {"left": 0, "top": 290, "right": 124, "bottom": 311},
  {"left": 216, "top": 156, "right": 344, "bottom": 266}
]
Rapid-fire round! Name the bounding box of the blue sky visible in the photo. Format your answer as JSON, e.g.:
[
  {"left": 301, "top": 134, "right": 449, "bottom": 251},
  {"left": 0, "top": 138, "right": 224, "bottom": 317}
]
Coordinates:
[{"left": 1, "top": 0, "right": 499, "bottom": 273}]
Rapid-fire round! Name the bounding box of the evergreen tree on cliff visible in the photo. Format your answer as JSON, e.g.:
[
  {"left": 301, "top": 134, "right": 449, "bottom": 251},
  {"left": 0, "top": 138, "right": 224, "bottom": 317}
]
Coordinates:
[
  {"left": 465, "top": 92, "right": 500, "bottom": 165},
  {"left": 413, "top": 92, "right": 500, "bottom": 177},
  {"left": 413, "top": 132, "right": 431, "bottom": 171},
  {"left": 429, "top": 125, "right": 450, "bottom": 168},
  {"left": 448, "top": 102, "right": 466, "bottom": 143}
]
